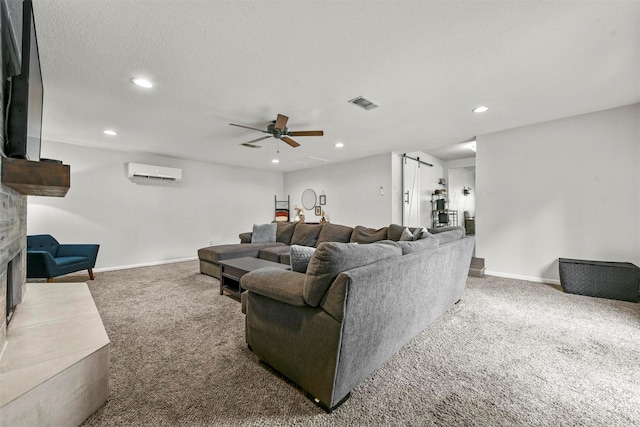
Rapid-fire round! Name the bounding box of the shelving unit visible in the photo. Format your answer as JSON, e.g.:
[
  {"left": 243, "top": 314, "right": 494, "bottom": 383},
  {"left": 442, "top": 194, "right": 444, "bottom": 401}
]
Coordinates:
[
  {"left": 275, "top": 195, "right": 290, "bottom": 222},
  {"left": 431, "top": 192, "right": 458, "bottom": 228}
]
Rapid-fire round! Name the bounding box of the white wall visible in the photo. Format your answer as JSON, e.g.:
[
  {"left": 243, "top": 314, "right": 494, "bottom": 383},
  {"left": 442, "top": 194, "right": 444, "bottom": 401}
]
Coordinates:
[
  {"left": 28, "top": 141, "right": 283, "bottom": 270},
  {"left": 447, "top": 166, "right": 475, "bottom": 218},
  {"left": 476, "top": 103, "right": 640, "bottom": 283},
  {"left": 283, "top": 153, "right": 394, "bottom": 228}
]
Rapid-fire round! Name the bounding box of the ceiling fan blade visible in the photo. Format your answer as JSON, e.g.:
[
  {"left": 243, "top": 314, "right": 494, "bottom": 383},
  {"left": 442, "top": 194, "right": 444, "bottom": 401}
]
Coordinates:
[
  {"left": 229, "top": 123, "right": 268, "bottom": 133},
  {"left": 274, "top": 114, "right": 289, "bottom": 131},
  {"left": 243, "top": 135, "right": 272, "bottom": 145},
  {"left": 288, "top": 130, "right": 324, "bottom": 137},
  {"left": 281, "top": 136, "right": 300, "bottom": 148}
]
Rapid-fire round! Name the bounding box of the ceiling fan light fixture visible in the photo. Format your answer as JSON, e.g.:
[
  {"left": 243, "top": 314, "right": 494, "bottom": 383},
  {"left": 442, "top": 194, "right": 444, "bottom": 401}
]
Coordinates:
[
  {"left": 348, "top": 96, "right": 379, "bottom": 110},
  {"left": 472, "top": 105, "right": 489, "bottom": 113},
  {"left": 131, "top": 77, "right": 153, "bottom": 88}
]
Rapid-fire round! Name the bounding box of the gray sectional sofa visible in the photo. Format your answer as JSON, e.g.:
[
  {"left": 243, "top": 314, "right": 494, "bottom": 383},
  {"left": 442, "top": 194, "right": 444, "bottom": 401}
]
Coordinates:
[
  {"left": 197, "top": 221, "right": 464, "bottom": 279},
  {"left": 198, "top": 221, "right": 474, "bottom": 411}
]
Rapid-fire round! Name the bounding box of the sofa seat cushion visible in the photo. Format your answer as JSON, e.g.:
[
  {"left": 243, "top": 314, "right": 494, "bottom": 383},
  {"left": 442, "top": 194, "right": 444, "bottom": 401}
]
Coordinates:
[
  {"left": 316, "top": 223, "right": 353, "bottom": 246},
  {"left": 259, "top": 245, "right": 291, "bottom": 263},
  {"left": 198, "top": 242, "right": 285, "bottom": 263},
  {"left": 303, "top": 242, "right": 402, "bottom": 307},
  {"left": 280, "top": 253, "right": 291, "bottom": 265},
  {"left": 350, "top": 225, "right": 389, "bottom": 243},
  {"left": 54, "top": 256, "right": 89, "bottom": 266},
  {"left": 290, "top": 223, "right": 323, "bottom": 247}
]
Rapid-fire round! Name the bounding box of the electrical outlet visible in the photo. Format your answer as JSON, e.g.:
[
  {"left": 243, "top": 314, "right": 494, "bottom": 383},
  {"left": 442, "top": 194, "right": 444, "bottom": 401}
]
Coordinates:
[{"left": 209, "top": 240, "right": 214, "bottom": 246}]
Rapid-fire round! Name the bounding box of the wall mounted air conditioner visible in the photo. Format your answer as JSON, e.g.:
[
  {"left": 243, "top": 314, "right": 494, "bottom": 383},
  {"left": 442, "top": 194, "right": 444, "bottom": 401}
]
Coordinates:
[{"left": 126, "top": 163, "right": 182, "bottom": 182}]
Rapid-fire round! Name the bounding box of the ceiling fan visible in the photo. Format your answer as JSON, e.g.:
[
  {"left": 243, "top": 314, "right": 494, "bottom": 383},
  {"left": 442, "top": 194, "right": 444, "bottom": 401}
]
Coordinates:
[{"left": 230, "top": 114, "right": 323, "bottom": 148}]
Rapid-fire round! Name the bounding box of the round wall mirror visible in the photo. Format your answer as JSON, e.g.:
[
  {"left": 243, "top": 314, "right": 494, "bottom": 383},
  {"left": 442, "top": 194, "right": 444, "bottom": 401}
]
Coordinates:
[{"left": 301, "top": 189, "right": 317, "bottom": 210}]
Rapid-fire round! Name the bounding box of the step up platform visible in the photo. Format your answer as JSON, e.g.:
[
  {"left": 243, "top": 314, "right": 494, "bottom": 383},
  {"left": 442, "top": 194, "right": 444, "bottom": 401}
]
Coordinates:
[{"left": 469, "top": 257, "right": 485, "bottom": 278}]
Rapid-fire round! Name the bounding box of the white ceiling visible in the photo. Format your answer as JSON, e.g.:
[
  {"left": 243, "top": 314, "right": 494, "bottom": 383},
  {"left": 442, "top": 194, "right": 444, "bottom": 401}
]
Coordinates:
[{"left": 26, "top": 0, "right": 640, "bottom": 171}]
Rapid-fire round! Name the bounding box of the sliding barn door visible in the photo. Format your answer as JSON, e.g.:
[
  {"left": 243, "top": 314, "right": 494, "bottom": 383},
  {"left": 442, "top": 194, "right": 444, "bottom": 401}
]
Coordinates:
[{"left": 402, "top": 157, "right": 421, "bottom": 227}]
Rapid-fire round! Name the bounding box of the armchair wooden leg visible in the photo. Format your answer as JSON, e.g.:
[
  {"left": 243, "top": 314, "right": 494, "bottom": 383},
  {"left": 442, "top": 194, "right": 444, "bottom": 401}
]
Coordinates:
[
  {"left": 88, "top": 268, "right": 95, "bottom": 280},
  {"left": 47, "top": 278, "right": 53, "bottom": 283}
]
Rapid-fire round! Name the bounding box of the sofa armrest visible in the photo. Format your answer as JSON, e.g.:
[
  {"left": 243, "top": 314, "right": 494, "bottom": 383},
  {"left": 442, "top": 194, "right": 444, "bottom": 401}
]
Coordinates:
[
  {"left": 57, "top": 244, "right": 100, "bottom": 261},
  {"left": 241, "top": 268, "right": 306, "bottom": 306},
  {"left": 239, "top": 232, "right": 252, "bottom": 243},
  {"left": 26, "top": 251, "right": 58, "bottom": 277}
]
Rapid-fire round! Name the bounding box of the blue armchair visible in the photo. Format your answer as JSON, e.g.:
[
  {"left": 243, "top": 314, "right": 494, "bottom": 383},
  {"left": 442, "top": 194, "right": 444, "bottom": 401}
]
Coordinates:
[{"left": 27, "top": 235, "right": 100, "bottom": 282}]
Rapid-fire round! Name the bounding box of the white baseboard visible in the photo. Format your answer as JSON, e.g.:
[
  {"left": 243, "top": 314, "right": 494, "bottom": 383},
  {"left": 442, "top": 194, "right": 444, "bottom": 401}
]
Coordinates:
[
  {"left": 485, "top": 270, "right": 561, "bottom": 286},
  {"left": 94, "top": 256, "right": 198, "bottom": 273}
]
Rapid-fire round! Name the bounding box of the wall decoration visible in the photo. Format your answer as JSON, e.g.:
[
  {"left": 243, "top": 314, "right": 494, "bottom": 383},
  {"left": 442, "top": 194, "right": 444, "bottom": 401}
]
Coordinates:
[
  {"left": 315, "top": 206, "right": 321, "bottom": 216},
  {"left": 302, "top": 188, "right": 317, "bottom": 209},
  {"left": 319, "top": 194, "right": 326, "bottom": 205}
]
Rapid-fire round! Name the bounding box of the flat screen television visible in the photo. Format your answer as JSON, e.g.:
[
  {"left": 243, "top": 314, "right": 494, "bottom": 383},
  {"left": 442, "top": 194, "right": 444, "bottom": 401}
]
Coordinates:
[{"left": 5, "top": 0, "right": 43, "bottom": 161}]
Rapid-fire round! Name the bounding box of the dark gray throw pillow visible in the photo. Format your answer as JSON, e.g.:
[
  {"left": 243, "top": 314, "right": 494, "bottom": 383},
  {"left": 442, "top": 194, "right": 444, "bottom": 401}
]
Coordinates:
[
  {"left": 251, "top": 223, "right": 277, "bottom": 243},
  {"left": 290, "top": 245, "right": 316, "bottom": 273}
]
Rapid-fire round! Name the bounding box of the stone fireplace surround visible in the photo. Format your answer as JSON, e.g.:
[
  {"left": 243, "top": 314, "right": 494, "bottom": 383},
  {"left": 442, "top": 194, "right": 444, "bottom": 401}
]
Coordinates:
[{"left": 1, "top": 182, "right": 110, "bottom": 427}]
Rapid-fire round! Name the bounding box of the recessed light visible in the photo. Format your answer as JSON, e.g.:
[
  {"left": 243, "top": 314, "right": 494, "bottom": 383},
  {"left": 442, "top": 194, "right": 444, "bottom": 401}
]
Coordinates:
[
  {"left": 472, "top": 105, "right": 489, "bottom": 113},
  {"left": 334, "top": 142, "right": 344, "bottom": 148},
  {"left": 103, "top": 130, "right": 117, "bottom": 136},
  {"left": 272, "top": 158, "right": 280, "bottom": 164},
  {"left": 131, "top": 78, "right": 153, "bottom": 88}
]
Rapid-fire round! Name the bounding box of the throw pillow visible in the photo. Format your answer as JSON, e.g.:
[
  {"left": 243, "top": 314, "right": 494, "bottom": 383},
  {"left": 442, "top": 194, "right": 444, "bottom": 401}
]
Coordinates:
[
  {"left": 414, "top": 227, "right": 429, "bottom": 240},
  {"left": 290, "top": 245, "right": 316, "bottom": 273},
  {"left": 399, "top": 228, "right": 414, "bottom": 241},
  {"left": 251, "top": 223, "right": 277, "bottom": 243}
]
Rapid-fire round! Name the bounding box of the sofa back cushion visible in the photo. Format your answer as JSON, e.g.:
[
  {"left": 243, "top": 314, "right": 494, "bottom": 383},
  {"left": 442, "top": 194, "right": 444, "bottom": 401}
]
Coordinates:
[
  {"left": 349, "top": 225, "right": 389, "bottom": 244},
  {"left": 433, "top": 228, "right": 466, "bottom": 244},
  {"left": 27, "top": 234, "right": 60, "bottom": 256},
  {"left": 428, "top": 225, "right": 466, "bottom": 236},
  {"left": 387, "top": 224, "right": 406, "bottom": 242},
  {"left": 276, "top": 222, "right": 298, "bottom": 244},
  {"left": 396, "top": 236, "right": 439, "bottom": 254},
  {"left": 304, "top": 242, "right": 402, "bottom": 306},
  {"left": 290, "top": 223, "right": 323, "bottom": 247},
  {"left": 316, "top": 223, "right": 353, "bottom": 246}
]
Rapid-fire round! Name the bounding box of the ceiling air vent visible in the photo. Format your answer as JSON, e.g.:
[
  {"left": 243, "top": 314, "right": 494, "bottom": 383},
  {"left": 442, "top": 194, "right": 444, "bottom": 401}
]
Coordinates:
[{"left": 348, "top": 96, "right": 379, "bottom": 110}]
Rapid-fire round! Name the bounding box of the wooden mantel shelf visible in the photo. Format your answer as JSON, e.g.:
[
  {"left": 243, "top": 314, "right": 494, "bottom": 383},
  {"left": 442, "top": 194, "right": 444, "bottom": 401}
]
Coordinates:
[{"left": 1, "top": 157, "right": 70, "bottom": 197}]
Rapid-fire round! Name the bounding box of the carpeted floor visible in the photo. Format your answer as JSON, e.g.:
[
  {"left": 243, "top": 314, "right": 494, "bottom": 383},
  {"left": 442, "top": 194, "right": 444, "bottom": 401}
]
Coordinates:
[{"left": 64, "top": 260, "right": 640, "bottom": 426}]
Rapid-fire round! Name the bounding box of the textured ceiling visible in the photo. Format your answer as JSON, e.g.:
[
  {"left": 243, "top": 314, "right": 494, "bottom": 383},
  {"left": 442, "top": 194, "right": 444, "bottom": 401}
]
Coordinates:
[{"left": 27, "top": 0, "right": 640, "bottom": 171}]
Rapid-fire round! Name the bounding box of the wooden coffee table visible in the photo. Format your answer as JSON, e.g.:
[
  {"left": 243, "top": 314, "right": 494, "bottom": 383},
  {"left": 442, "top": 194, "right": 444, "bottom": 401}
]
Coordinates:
[{"left": 218, "top": 257, "right": 290, "bottom": 299}]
